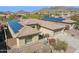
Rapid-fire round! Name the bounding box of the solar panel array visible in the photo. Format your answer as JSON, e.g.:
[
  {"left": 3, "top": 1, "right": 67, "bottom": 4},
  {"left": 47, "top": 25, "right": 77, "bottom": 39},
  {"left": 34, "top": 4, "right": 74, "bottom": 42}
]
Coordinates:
[
  {"left": 8, "top": 20, "right": 23, "bottom": 33},
  {"left": 43, "top": 16, "right": 65, "bottom": 21}
]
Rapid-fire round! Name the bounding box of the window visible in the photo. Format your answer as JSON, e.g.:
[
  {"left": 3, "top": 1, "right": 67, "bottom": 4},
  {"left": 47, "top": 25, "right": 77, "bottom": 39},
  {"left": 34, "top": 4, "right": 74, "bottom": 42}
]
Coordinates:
[{"left": 25, "top": 36, "right": 32, "bottom": 44}]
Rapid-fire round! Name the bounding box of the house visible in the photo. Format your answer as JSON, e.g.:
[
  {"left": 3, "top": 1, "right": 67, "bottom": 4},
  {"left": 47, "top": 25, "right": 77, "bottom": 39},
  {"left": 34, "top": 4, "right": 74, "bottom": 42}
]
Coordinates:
[
  {"left": 7, "top": 20, "right": 40, "bottom": 47},
  {"left": 8, "top": 19, "right": 71, "bottom": 47},
  {"left": 20, "top": 19, "right": 67, "bottom": 38}
]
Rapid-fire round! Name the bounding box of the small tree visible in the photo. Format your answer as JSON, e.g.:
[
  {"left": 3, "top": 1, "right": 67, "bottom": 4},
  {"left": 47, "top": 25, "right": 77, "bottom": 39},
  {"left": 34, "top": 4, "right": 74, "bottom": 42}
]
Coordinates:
[
  {"left": 60, "top": 41, "right": 68, "bottom": 52},
  {"left": 0, "top": 16, "right": 3, "bottom": 21},
  {"left": 22, "top": 15, "right": 28, "bottom": 19},
  {"left": 30, "top": 14, "right": 41, "bottom": 19}
]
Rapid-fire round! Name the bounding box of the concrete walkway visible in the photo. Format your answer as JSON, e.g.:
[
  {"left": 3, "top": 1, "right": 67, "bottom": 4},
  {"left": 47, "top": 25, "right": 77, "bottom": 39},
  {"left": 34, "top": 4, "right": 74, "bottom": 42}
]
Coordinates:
[
  {"left": 55, "top": 32, "right": 79, "bottom": 50},
  {"left": 66, "top": 29, "right": 79, "bottom": 39}
]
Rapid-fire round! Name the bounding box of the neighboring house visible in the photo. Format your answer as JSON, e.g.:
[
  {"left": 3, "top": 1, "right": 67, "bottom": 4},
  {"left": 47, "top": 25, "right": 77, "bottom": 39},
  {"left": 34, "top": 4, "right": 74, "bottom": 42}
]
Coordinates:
[{"left": 7, "top": 20, "right": 40, "bottom": 47}]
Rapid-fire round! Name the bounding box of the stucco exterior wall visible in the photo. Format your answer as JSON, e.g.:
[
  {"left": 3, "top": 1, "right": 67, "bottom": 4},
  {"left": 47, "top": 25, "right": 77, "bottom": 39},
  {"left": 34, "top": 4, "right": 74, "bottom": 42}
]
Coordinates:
[
  {"left": 32, "top": 35, "right": 39, "bottom": 42},
  {"left": 39, "top": 27, "right": 54, "bottom": 36},
  {"left": 17, "top": 34, "right": 39, "bottom": 47},
  {"left": 16, "top": 38, "right": 20, "bottom": 47},
  {"left": 16, "top": 38, "right": 25, "bottom": 47},
  {"left": 19, "top": 38, "right": 25, "bottom": 46}
]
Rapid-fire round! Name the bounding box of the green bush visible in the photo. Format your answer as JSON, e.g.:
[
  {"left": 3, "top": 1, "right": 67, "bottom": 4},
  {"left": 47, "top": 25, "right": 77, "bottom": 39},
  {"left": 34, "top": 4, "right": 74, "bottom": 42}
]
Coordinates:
[
  {"left": 0, "top": 16, "right": 3, "bottom": 20},
  {"left": 7, "top": 15, "right": 14, "bottom": 21},
  {"left": 22, "top": 16, "right": 28, "bottom": 19},
  {"left": 70, "top": 15, "right": 79, "bottom": 22},
  {"left": 30, "top": 14, "right": 41, "bottom": 19},
  {"left": 52, "top": 40, "right": 68, "bottom": 52},
  {"left": 70, "top": 15, "right": 79, "bottom": 29}
]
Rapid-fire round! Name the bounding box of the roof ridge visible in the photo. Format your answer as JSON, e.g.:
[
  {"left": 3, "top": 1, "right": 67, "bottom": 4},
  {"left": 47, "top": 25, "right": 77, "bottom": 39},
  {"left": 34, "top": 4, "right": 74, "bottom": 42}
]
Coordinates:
[
  {"left": 16, "top": 26, "right": 26, "bottom": 38},
  {"left": 16, "top": 26, "right": 40, "bottom": 38}
]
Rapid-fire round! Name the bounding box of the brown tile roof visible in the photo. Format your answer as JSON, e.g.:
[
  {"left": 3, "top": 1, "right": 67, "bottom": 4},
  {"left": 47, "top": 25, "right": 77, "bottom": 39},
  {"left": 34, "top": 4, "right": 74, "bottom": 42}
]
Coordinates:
[
  {"left": 15, "top": 19, "right": 68, "bottom": 37},
  {"left": 20, "top": 19, "right": 39, "bottom": 25},
  {"left": 62, "top": 19, "right": 76, "bottom": 23},
  {"left": 17, "top": 26, "right": 40, "bottom": 38},
  {"left": 39, "top": 21, "right": 66, "bottom": 30},
  {"left": 20, "top": 19, "right": 67, "bottom": 30}
]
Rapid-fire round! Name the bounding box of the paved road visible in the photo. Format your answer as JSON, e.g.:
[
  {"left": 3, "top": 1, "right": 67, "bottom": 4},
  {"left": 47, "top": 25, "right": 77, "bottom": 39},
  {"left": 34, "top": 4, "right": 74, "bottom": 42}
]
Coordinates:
[{"left": 55, "top": 32, "right": 79, "bottom": 50}]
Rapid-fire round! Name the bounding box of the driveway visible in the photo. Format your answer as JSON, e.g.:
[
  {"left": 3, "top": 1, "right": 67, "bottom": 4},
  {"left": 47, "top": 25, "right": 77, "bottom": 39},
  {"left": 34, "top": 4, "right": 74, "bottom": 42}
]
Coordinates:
[{"left": 55, "top": 32, "right": 79, "bottom": 50}]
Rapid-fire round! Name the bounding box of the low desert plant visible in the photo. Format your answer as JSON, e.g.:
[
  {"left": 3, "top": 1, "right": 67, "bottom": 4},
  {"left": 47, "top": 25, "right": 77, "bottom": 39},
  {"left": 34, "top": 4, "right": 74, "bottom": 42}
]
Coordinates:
[{"left": 51, "top": 39, "right": 68, "bottom": 52}]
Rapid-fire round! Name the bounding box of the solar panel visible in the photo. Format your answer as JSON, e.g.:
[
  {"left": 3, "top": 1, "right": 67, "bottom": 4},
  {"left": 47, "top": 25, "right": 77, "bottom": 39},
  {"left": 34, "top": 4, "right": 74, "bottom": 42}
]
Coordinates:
[
  {"left": 43, "top": 16, "right": 65, "bottom": 21},
  {"left": 8, "top": 20, "right": 23, "bottom": 33}
]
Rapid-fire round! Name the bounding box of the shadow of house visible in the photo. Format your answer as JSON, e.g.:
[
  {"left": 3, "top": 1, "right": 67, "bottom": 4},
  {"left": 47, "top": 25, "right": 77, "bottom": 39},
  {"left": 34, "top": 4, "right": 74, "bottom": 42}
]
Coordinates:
[
  {"left": 0, "top": 29, "right": 7, "bottom": 53},
  {"left": 6, "top": 26, "right": 12, "bottom": 39}
]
